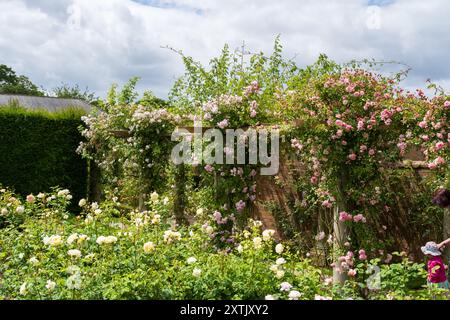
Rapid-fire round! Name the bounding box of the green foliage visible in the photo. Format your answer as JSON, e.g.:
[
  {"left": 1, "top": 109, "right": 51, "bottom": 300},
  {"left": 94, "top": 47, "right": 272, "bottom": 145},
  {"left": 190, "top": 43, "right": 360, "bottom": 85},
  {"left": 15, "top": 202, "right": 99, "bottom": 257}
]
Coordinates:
[
  {"left": 78, "top": 79, "right": 176, "bottom": 202},
  {"left": 169, "top": 36, "right": 297, "bottom": 119},
  {"left": 52, "top": 83, "right": 98, "bottom": 104},
  {"left": 0, "top": 189, "right": 331, "bottom": 300},
  {"left": 0, "top": 188, "right": 442, "bottom": 300},
  {"left": 0, "top": 105, "right": 88, "bottom": 208},
  {"left": 0, "top": 64, "right": 44, "bottom": 96},
  {"left": 353, "top": 253, "right": 448, "bottom": 300}
]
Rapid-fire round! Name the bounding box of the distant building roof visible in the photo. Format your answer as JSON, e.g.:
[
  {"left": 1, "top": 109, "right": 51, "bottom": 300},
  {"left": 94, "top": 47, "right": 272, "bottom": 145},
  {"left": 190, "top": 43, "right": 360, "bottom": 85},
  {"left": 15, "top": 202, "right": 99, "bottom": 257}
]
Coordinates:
[{"left": 0, "top": 94, "right": 92, "bottom": 112}]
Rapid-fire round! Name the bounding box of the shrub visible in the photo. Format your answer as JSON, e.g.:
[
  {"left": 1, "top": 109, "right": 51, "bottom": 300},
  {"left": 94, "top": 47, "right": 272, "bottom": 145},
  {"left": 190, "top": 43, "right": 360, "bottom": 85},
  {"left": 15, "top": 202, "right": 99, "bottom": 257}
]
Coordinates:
[
  {"left": 0, "top": 104, "right": 88, "bottom": 210},
  {"left": 0, "top": 188, "right": 443, "bottom": 300}
]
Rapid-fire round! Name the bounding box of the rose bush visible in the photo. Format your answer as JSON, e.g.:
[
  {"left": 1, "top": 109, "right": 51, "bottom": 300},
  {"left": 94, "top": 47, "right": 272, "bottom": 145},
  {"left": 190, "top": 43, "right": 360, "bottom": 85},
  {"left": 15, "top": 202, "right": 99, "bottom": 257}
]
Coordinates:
[{"left": 0, "top": 188, "right": 444, "bottom": 300}]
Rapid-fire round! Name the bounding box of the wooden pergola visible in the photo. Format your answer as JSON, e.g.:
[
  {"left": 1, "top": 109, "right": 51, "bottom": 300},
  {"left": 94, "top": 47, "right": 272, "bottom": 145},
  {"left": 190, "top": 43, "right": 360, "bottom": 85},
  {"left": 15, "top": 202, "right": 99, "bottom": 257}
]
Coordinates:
[{"left": 93, "top": 125, "right": 449, "bottom": 286}]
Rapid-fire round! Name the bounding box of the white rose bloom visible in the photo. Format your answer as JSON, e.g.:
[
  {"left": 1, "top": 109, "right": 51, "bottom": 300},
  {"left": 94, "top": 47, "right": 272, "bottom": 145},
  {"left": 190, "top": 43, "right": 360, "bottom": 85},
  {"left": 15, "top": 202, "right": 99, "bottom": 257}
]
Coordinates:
[
  {"left": 275, "top": 243, "right": 284, "bottom": 254},
  {"left": 163, "top": 197, "right": 169, "bottom": 205},
  {"left": 288, "top": 290, "right": 302, "bottom": 300},
  {"left": 275, "top": 270, "right": 285, "bottom": 279},
  {"left": 253, "top": 220, "right": 263, "bottom": 227},
  {"left": 196, "top": 208, "right": 204, "bottom": 216},
  {"left": 186, "top": 257, "right": 197, "bottom": 264},
  {"left": 43, "top": 235, "right": 63, "bottom": 247},
  {"left": 56, "top": 189, "right": 69, "bottom": 196},
  {"left": 269, "top": 264, "right": 279, "bottom": 273},
  {"left": 150, "top": 192, "right": 159, "bottom": 202},
  {"left": 37, "top": 193, "right": 45, "bottom": 199},
  {"left": 253, "top": 237, "right": 263, "bottom": 249},
  {"left": 94, "top": 209, "right": 102, "bottom": 215},
  {"left": 67, "top": 233, "right": 78, "bottom": 245},
  {"left": 16, "top": 206, "right": 25, "bottom": 214},
  {"left": 29, "top": 256, "right": 39, "bottom": 265},
  {"left": 143, "top": 241, "right": 155, "bottom": 253},
  {"left": 265, "top": 295, "right": 277, "bottom": 300},
  {"left": 192, "top": 268, "right": 202, "bottom": 277},
  {"left": 66, "top": 273, "right": 82, "bottom": 290},
  {"left": 276, "top": 258, "right": 286, "bottom": 265},
  {"left": 91, "top": 202, "right": 99, "bottom": 210},
  {"left": 104, "top": 236, "right": 117, "bottom": 244},
  {"left": 66, "top": 195, "right": 73, "bottom": 200},
  {"left": 19, "top": 282, "right": 28, "bottom": 295},
  {"left": 205, "top": 226, "right": 214, "bottom": 235},
  {"left": 262, "top": 229, "right": 276, "bottom": 241},
  {"left": 78, "top": 199, "right": 87, "bottom": 207},
  {"left": 46, "top": 280, "right": 56, "bottom": 291},
  {"left": 151, "top": 214, "right": 161, "bottom": 225},
  {"left": 68, "top": 249, "right": 82, "bottom": 258},
  {"left": 1, "top": 208, "right": 8, "bottom": 215},
  {"left": 279, "top": 282, "right": 293, "bottom": 291},
  {"left": 236, "top": 244, "right": 244, "bottom": 253},
  {"left": 84, "top": 215, "right": 94, "bottom": 225},
  {"left": 163, "top": 230, "right": 181, "bottom": 243},
  {"left": 96, "top": 236, "right": 106, "bottom": 245}
]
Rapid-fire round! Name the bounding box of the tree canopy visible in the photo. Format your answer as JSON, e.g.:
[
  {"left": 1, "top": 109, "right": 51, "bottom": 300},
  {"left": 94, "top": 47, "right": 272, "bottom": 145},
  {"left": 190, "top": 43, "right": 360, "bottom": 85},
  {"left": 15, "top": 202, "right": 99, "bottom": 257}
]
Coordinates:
[{"left": 0, "top": 64, "right": 44, "bottom": 96}]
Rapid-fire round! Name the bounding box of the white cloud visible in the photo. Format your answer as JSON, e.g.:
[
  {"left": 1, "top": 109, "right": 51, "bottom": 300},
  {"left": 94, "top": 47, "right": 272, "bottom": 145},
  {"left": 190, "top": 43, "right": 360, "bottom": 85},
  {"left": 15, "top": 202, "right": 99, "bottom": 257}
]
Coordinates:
[{"left": 1, "top": 0, "right": 449, "bottom": 98}]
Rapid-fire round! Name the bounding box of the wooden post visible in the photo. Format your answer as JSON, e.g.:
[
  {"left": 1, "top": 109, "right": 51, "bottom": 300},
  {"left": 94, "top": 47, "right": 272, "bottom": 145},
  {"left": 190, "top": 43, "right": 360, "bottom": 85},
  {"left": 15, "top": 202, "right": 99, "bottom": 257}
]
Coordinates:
[
  {"left": 443, "top": 208, "right": 450, "bottom": 264},
  {"left": 333, "top": 204, "right": 349, "bottom": 285},
  {"left": 333, "top": 171, "right": 350, "bottom": 285}
]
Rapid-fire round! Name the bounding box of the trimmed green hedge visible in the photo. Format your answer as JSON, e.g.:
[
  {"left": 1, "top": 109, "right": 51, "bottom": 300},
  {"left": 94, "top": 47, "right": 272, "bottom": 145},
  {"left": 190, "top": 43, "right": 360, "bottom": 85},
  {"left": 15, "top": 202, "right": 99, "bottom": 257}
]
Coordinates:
[{"left": 0, "top": 105, "right": 88, "bottom": 208}]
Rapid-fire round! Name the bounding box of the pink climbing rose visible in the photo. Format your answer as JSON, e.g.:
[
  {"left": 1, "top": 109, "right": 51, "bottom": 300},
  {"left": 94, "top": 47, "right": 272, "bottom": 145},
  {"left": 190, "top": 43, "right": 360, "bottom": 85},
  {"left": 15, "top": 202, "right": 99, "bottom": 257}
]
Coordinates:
[
  {"left": 339, "top": 211, "right": 353, "bottom": 222},
  {"left": 235, "top": 200, "right": 246, "bottom": 212},
  {"left": 435, "top": 141, "right": 445, "bottom": 151},
  {"left": 348, "top": 269, "right": 357, "bottom": 277},
  {"left": 353, "top": 214, "right": 367, "bottom": 223},
  {"left": 26, "top": 194, "right": 35, "bottom": 203},
  {"left": 217, "top": 119, "right": 229, "bottom": 129}
]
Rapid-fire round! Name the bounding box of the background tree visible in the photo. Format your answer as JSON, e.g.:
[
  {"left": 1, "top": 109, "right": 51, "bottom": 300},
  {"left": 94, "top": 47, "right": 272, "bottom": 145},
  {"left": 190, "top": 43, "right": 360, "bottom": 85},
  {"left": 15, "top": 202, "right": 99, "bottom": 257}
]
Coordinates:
[
  {"left": 52, "top": 83, "right": 98, "bottom": 104},
  {"left": 0, "top": 64, "right": 44, "bottom": 96}
]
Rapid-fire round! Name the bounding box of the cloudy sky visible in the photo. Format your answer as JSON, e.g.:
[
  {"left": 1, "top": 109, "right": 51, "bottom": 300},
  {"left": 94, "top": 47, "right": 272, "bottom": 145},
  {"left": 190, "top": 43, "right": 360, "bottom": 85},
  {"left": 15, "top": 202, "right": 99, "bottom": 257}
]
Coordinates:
[{"left": 1, "top": 0, "right": 449, "bottom": 99}]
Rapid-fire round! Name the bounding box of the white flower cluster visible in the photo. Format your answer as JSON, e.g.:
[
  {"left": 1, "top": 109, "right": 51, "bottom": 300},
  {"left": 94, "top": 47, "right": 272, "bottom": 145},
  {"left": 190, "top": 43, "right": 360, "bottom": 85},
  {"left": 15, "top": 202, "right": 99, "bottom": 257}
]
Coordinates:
[
  {"left": 57, "top": 189, "right": 72, "bottom": 200},
  {"left": 262, "top": 229, "right": 276, "bottom": 241},
  {"left": 96, "top": 235, "right": 118, "bottom": 245},
  {"left": 163, "top": 230, "right": 181, "bottom": 244},
  {"left": 43, "top": 235, "right": 63, "bottom": 247},
  {"left": 68, "top": 249, "right": 82, "bottom": 258},
  {"left": 269, "top": 257, "right": 287, "bottom": 279},
  {"left": 186, "top": 257, "right": 197, "bottom": 264},
  {"left": 253, "top": 237, "right": 263, "bottom": 249},
  {"left": 131, "top": 106, "right": 172, "bottom": 126},
  {"left": 143, "top": 241, "right": 155, "bottom": 253},
  {"left": 67, "top": 233, "right": 89, "bottom": 245}
]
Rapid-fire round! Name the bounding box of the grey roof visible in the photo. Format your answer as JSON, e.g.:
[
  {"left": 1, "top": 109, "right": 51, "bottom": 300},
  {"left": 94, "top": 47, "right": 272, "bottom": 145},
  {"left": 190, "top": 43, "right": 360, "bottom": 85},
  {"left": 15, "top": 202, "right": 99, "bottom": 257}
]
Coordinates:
[{"left": 0, "top": 94, "right": 92, "bottom": 112}]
